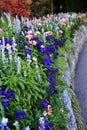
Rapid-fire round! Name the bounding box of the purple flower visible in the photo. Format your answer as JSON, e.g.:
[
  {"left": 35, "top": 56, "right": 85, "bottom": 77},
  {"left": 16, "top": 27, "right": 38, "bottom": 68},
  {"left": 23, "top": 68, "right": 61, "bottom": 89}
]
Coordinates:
[
  {"left": 48, "top": 86, "right": 58, "bottom": 94},
  {"left": 0, "top": 88, "right": 4, "bottom": 96},
  {"left": 0, "top": 123, "right": 3, "bottom": 128},
  {"left": 22, "top": 128, "right": 26, "bottom": 130},
  {"left": 2, "top": 101, "right": 9, "bottom": 109},
  {"left": 4, "top": 125, "right": 9, "bottom": 130},
  {"left": 44, "top": 44, "right": 56, "bottom": 55},
  {"left": 45, "top": 36, "right": 52, "bottom": 41},
  {"left": 59, "top": 41, "right": 63, "bottom": 46},
  {"left": 44, "top": 56, "right": 54, "bottom": 69},
  {"left": 54, "top": 38, "right": 59, "bottom": 48},
  {"left": 36, "top": 40, "right": 43, "bottom": 51},
  {"left": 22, "top": 42, "right": 30, "bottom": 47},
  {"left": 45, "top": 123, "right": 53, "bottom": 130},
  {"left": 48, "top": 75, "right": 55, "bottom": 83},
  {"left": 3, "top": 38, "right": 9, "bottom": 45},
  {"left": 54, "top": 52, "right": 59, "bottom": 58},
  {"left": 53, "top": 68, "right": 59, "bottom": 72},
  {"left": 16, "top": 110, "right": 26, "bottom": 119},
  {"left": 48, "top": 80, "right": 58, "bottom": 94},
  {"left": 41, "top": 99, "right": 49, "bottom": 108},
  {"left": 60, "top": 36, "right": 67, "bottom": 43},
  {"left": 31, "top": 36, "right": 38, "bottom": 41},
  {"left": 38, "top": 117, "right": 52, "bottom": 130},
  {"left": 24, "top": 25, "right": 29, "bottom": 31},
  {"left": 3, "top": 89, "right": 14, "bottom": 100},
  {"left": 9, "top": 38, "right": 18, "bottom": 45},
  {"left": 23, "top": 49, "right": 32, "bottom": 55},
  {"left": 19, "top": 31, "right": 23, "bottom": 36}
]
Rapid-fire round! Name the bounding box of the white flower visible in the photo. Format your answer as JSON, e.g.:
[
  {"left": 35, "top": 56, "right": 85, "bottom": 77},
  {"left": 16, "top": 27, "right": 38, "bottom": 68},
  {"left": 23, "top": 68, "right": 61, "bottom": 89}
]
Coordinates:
[
  {"left": 32, "top": 57, "right": 37, "bottom": 62},
  {"left": 1, "top": 117, "right": 8, "bottom": 126},
  {"left": 26, "top": 126, "right": 31, "bottom": 130},
  {"left": 13, "top": 120, "right": 19, "bottom": 127}
]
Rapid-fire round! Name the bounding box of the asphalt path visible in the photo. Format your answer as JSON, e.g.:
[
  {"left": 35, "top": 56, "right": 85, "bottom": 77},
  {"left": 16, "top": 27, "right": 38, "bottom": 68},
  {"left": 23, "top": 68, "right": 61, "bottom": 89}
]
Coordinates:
[{"left": 75, "top": 42, "right": 87, "bottom": 128}]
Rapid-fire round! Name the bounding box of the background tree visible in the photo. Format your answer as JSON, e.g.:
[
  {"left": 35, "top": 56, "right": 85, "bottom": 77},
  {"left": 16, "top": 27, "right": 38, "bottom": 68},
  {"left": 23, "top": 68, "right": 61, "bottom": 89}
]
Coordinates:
[{"left": 30, "top": 0, "right": 50, "bottom": 18}]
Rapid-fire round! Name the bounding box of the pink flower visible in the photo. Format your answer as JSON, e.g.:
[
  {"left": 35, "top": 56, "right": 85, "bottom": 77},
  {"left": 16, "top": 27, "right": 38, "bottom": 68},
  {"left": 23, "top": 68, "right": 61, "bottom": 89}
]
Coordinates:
[
  {"left": 62, "top": 18, "right": 66, "bottom": 23},
  {"left": 26, "top": 34, "right": 33, "bottom": 40},
  {"left": 67, "top": 25, "right": 70, "bottom": 28},
  {"left": 43, "top": 16, "right": 47, "bottom": 20},
  {"left": 6, "top": 44, "right": 11, "bottom": 50},
  {"left": 78, "top": 14, "right": 82, "bottom": 19},
  {"left": 60, "top": 108, "right": 64, "bottom": 113},
  {"left": 45, "top": 31, "right": 53, "bottom": 36},
  {"left": 43, "top": 111, "right": 47, "bottom": 116},
  {"left": 0, "top": 28, "right": 3, "bottom": 33},
  {"left": 54, "top": 17, "right": 58, "bottom": 21},
  {"left": 36, "top": 19, "right": 41, "bottom": 23},
  {"left": 35, "top": 31, "right": 40, "bottom": 36},
  {"left": 27, "top": 30, "right": 33, "bottom": 35},
  {"left": 59, "top": 30, "right": 63, "bottom": 34},
  {"left": 30, "top": 40, "right": 37, "bottom": 46},
  {"left": 61, "top": 22, "right": 66, "bottom": 26},
  {"left": 47, "top": 105, "right": 52, "bottom": 115},
  {"left": 37, "top": 23, "right": 42, "bottom": 27}
]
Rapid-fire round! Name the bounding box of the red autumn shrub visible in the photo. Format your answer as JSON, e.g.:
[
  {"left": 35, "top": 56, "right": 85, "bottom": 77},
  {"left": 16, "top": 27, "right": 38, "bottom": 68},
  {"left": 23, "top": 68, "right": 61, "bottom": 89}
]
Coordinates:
[{"left": 0, "top": 0, "right": 31, "bottom": 18}]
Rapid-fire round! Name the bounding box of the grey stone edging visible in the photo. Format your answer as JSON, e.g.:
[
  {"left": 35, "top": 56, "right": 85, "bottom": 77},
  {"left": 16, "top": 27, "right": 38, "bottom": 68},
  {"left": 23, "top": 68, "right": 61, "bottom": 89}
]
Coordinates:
[{"left": 61, "top": 26, "right": 87, "bottom": 130}]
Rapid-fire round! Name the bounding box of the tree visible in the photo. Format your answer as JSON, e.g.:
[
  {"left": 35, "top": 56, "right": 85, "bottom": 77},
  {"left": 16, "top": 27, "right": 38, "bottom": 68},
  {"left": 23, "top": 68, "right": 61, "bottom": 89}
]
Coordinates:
[
  {"left": 50, "top": 0, "right": 53, "bottom": 14},
  {"left": 30, "top": 0, "right": 50, "bottom": 18}
]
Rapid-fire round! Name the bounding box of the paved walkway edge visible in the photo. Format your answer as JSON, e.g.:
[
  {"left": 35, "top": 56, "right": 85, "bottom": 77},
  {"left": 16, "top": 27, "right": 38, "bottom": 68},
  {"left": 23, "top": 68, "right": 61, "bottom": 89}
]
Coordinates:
[{"left": 61, "top": 26, "right": 87, "bottom": 130}]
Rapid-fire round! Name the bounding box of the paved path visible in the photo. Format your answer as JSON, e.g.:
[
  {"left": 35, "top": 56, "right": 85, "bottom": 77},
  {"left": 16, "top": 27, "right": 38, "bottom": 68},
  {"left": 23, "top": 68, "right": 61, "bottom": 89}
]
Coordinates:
[{"left": 75, "top": 42, "right": 87, "bottom": 127}]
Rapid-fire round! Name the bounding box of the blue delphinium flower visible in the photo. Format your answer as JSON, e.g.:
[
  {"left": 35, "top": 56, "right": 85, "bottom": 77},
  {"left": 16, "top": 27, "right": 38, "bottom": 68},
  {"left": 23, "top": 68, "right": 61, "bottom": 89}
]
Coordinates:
[
  {"left": 41, "top": 99, "right": 49, "bottom": 108},
  {"left": 16, "top": 110, "right": 26, "bottom": 119}
]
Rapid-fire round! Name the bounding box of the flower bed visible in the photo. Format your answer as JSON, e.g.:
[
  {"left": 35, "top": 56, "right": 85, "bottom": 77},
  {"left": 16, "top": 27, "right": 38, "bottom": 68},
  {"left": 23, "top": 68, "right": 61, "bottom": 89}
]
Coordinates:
[{"left": 0, "top": 12, "right": 86, "bottom": 130}]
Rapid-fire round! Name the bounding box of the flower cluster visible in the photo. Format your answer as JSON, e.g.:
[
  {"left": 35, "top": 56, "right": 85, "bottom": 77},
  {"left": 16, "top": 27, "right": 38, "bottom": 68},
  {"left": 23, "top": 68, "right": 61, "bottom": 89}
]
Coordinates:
[
  {"left": 38, "top": 117, "right": 53, "bottom": 130},
  {"left": 0, "top": 86, "right": 14, "bottom": 109}
]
